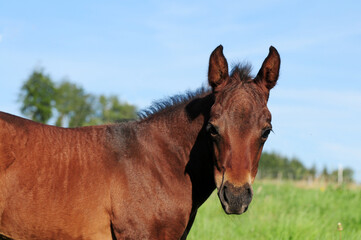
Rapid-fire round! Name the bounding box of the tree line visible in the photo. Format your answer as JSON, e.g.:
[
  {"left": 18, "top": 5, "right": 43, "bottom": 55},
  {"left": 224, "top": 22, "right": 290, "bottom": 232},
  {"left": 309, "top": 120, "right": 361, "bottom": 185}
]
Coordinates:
[
  {"left": 18, "top": 68, "right": 137, "bottom": 127},
  {"left": 258, "top": 152, "right": 354, "bottom": 183}
]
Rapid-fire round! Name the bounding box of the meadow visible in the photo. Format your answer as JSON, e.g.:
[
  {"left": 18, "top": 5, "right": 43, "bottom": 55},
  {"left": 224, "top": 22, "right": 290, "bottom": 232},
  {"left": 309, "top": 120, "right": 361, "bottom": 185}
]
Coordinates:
[{"left": 188, "top": 181, "right": 361, "bottom": 240}]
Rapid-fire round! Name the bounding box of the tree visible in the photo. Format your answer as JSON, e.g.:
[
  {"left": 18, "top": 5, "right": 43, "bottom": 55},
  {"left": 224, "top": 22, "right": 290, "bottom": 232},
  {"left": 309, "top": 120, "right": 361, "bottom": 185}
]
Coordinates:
[
  {"left": 87, "top": 95, "right": 137, "bottom": 125},
  {"left": 309, "top": 164, "right": 317, "bottom": 178},
  {"left": 54, "top": 82, "right": 137, "bottom": 127},
  {"left": 102, "top": 95, "right": 136, "bottom": 122},
  {"left": 343, "top": 167, "right": 354, "bottom": 183},
  {"left": 289, "top": 158, "right": 307, "bottom": 180},
  {"left": 54, "top": 80, "right": 95, "bottom": 127},
  {"left": 321, "top": 166, "right": 329, "bottom": 181},
  {"left": 330, "top": 167, "right": 354, "bottom": 183},
  {"left": 18, "top": 69, "right": 55, "bottom": 123},
  {"left": 307, "top": 164, "right": 317, "bottom": 180},
  {"left": 19, "top": 68, "right": 138, "bottom": 127}
]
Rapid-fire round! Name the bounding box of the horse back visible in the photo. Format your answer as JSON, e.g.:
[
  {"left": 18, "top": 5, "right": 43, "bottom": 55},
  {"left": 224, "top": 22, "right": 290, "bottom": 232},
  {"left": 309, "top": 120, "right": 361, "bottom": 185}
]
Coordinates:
[{"left": 0, "top": 112, "right": 115, "bottom": 239}]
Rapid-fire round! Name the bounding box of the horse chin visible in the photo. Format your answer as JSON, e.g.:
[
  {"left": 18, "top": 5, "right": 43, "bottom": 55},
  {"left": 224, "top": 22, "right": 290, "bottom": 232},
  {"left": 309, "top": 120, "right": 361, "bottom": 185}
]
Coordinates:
[{"left": 220, "top": 200, "right": 249, "bottom": 215}]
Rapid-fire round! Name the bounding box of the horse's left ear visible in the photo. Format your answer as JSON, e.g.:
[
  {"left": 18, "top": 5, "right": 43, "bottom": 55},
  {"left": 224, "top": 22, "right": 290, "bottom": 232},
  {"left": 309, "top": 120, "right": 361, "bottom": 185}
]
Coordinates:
[{"left": 255, "top": 46, "right": 280, "bottom": 91}]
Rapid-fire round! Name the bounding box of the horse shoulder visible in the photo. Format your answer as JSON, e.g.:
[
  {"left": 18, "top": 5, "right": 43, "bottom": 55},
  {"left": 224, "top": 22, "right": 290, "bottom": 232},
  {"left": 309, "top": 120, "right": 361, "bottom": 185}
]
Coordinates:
[{"left": 107, "top": 125, "right": 194, "bottom": 239}]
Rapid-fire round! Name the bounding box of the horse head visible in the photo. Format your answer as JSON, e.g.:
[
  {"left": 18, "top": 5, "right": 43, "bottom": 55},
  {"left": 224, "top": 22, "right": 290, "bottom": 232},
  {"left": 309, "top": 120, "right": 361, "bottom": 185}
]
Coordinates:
[{"left": 207, "top": 45, "right": 280, "bottom": 214}]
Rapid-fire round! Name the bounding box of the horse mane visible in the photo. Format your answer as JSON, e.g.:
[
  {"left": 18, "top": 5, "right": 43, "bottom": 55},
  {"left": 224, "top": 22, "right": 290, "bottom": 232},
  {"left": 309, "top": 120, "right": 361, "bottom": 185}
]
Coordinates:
[
  {"left": 138, "top": 87, "right": 211, "bottom": 120},
  {"left": 229, "top": 63, "right": 253, "bottom": 83},
  {"left": 138, "top": 63, "right": 253, "bottom": 120}
]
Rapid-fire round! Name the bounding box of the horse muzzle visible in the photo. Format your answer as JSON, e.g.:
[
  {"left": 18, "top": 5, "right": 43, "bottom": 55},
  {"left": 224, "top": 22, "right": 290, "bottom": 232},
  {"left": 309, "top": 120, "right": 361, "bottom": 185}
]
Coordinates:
[{"left": 218, "top": 181, "right": 253, "bottom": 215}]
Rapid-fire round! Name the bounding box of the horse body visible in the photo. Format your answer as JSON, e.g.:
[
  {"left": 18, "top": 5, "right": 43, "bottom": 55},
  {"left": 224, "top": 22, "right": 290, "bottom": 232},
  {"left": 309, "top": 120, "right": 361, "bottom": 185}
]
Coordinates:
[
  {"left": 0, "top": 45, "right": 280, "bottom": 239},
  {"left": 0, "top": 96, "right": 212, "bottom": 239}
]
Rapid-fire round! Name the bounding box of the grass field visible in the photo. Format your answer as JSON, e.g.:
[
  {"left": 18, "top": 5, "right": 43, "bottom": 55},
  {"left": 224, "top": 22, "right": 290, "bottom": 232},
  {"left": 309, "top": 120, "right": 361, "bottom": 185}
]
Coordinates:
[{"left": 188, "top": 181, "right": 361, "bottom": 240}]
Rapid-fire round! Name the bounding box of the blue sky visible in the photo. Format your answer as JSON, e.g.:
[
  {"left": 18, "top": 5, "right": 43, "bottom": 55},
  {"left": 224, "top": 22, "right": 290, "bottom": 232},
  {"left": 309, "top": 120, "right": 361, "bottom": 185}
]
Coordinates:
[{"left": 1, "top": 1, "right": 361, "bottom": 181}]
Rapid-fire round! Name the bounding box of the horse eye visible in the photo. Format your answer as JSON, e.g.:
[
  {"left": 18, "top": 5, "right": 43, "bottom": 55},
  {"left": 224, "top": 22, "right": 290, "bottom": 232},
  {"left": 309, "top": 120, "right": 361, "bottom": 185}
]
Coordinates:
[
  {"left": 206, "top": 123, "right": 219, "bottom": 136},
  {"left": 261, "top": 128, "right": 272, "bottom": 139}
]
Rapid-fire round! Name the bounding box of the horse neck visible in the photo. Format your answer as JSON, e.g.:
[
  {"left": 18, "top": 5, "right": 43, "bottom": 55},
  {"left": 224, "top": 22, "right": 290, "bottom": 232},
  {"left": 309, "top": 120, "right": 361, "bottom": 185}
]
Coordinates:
[{"left": 138, "top": 93, "right": 216, "bottom": 206}]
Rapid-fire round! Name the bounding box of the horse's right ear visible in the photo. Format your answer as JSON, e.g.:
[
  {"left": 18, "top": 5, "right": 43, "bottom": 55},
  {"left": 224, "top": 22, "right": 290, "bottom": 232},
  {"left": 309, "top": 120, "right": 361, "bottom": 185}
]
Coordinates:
[{"left": 208, "top": 45, "right": 229, "bottom": 92}]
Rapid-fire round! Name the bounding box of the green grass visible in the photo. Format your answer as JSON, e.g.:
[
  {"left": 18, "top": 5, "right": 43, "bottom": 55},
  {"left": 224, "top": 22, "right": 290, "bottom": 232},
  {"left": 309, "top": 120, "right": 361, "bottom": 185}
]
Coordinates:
[{"left": 188, "top": 181, "right": 361, "bottom": 240}]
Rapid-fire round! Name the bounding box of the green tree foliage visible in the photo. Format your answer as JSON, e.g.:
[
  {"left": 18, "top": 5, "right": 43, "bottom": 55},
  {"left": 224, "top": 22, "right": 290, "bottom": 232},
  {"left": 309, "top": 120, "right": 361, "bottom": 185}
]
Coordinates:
[
  {"left": 18, "top": 69, "right": 55, "bottom": 123},
  {"left": 88, "top": 95, "right": 137, "bottom": 125},
  {"left": 330, "top": 167, "right": 354, "bottom": 183},
  {"left": 19, "top": 69, "right": 137, "bottom": 127},
  {"left": 308, "top": 164, "right": 317, "bottom": 179},
  {"left": 258, "top": 152, "right": 354, "bottom": 183},
  {"left": 289, "top": 158, "right": 307, "bottom": 180},
  {"left": 54, "top": 80, "right": 95, "bottom": 127},
  {"left": 257, "top": 152, "right": 307, "bottom": 180},
  {"left": 102, "top": 95, "right": 137, "bottom": 121},
  {"left": 321, "top": 166, "right": 329, "bottom": 181},
  {"left": 343, "top": 167, "right": 355, "bottom": 182}
]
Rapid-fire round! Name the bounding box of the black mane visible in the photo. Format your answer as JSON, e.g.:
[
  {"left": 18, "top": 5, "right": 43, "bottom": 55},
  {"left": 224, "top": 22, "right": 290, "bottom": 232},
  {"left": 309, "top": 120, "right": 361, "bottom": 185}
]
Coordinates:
[
  {"left": 138, "top": 87, "right": 210, "bottom": 120},
  {"left": 138, "top": 64, "right": 252, "bottom": 120}
]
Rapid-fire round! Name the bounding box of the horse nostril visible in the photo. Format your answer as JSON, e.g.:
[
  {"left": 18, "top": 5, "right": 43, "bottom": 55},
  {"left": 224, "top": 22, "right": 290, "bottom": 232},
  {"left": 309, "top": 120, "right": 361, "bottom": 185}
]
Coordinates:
[
  {"left": 222, "top": 185, "right": 229, "bottom": 204},
  {"left": 246, "top": 184, "right": 253, "bottom": 198},
  {"left": 247, "top": 187, "right": 252, "bottom": 196}
]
